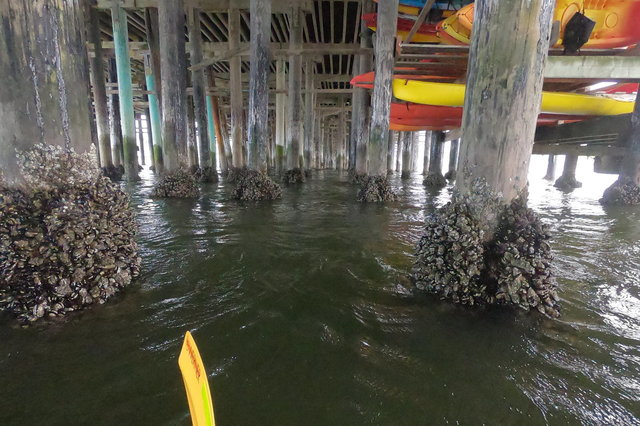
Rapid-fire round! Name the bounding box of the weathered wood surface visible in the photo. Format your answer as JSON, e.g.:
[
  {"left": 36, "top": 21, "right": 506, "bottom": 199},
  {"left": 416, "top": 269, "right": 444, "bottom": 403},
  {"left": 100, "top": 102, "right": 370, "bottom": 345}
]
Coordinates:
[
  {"left": 159, "top": 0, "right": 188, "bottom": 172},
  {"left": 229, "top": 8, "right": 244, "bottom": 168},
  {"left": 206, "top": 71, "right": 227, "bottom": 171},
  {"left": 428, "top": 131, "right": 444, "bottom": 176},
  {"left": 286, "top": 6, "right": 303, "bottom": 170},
  {"left": 303, "top": 59, "right": 315, "bottom": 171},
  {"left": 354, "top": 3, "right": 373, "bottom": 176},
  {"left": 544, "top": 155, "right": 556, "bottom": 180},
  {"left": 136, "top": 115, "right": 145, "bottom": 165},
  {"left": 447, "top": 138, "right": 460, "bottom": 175},
  {"left": 275, "top": 59, "right": 287, "bottom": 173},
  {"left": 618, "top": 90, "right": 640, "bottom": 183},
  {"left": 188, "top": 7, "right": 212, "bottom": 171},
  {"left": 366, "top": 0, "right": 398, "bottom": 177},
  {"left": 422, "top": 130, "right": 431, "bottom": 174},
  {"left": 111, "top": 3, "right": 139, "bottom": 180},
  {"left": 108, "top": 58, "right": 124, "bottom": 167},
  {"left": 144, "top": 54, "right": 163, "bottom": 171},
  {"left": 144, "top": 109, "right": 155, "bottom": 169},
  {"left": 0, "top": 0, "right": 93, "bottom": 181},
  {"left": 458, "top": 0, "right": 554, "bottom": 202},
  {"left": 387, "top": 131, "right": 396, "bottom": 172},
  {"left": 401, "top": 132, "right": 412, "bottom": 177},
  {"left": 144, "top": 8, "right": 162, "bottom": 105},
  {"left": 88, "top": 6, "right": 112, "bottom": 168},
  {"left": 246, "top": 0, "right": 272, "bottom": 172}
]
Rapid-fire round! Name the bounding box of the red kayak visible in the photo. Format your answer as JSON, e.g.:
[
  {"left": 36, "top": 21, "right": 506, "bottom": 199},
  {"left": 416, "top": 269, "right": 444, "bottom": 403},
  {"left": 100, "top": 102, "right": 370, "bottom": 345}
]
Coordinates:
[{"left": 390, "top": 103, "right": 586, "bottom": 131}]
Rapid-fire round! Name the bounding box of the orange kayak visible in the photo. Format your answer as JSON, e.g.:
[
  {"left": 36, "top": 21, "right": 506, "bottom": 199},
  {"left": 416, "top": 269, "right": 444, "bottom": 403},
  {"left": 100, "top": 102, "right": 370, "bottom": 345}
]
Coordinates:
[{"left": 445, "top": 0, "right": 640, "bottom": 49}]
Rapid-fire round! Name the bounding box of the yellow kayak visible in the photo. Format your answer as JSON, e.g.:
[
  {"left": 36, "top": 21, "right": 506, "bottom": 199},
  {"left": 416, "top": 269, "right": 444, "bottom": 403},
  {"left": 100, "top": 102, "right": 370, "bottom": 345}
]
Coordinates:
[{"left": 392, "top": 79, "right": 635, "bottom": 116}]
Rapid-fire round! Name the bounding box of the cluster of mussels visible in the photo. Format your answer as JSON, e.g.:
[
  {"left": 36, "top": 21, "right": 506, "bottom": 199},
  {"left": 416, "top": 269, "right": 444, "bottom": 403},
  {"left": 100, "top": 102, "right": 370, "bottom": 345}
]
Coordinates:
[
  {"left": 283, "top": 168, "right": 305, "bottom": 184},
  {"left": 488, "top": 197, "right": 559, "bottom": 316},
  {"left": 357, "top": 176, "right": 397, "bottom": 202},
  {"left": 412, "top": 183, "right": 560, "bottom": 317},
  {"left": 600, "top": 178, "right": 640, "bottom": 205},
  {"left": 554, "top": 175, "right": 582, "bottom": 191},
  {"left": 234, "top": 169, "right": 282, "bottom": 201},
  {"left": 412, "top": 201, "right": 486, "bottom": 305},
  {"left": 189, "top": 165, "right": 219, "bottom": 183},
  {"left": 225, "top": 167, "right": 250, "bottom": 184},
  {"left": 423, "top": 173, "right": 447, "bottom": 189},
  {"left": 0, "top": 144, "right": 141, "bottom": 323},
  {"left": 348, "top": 170, "right": 368, "bottom": 185},
  {"left": 102, "top": 164, "right": 124, "bottom": 181},
  {"left": 151, "top": 169, "right": 199, "bottom": 198},
  {"left": 444, "top": 170, "right": 457, "bottom": 181}
]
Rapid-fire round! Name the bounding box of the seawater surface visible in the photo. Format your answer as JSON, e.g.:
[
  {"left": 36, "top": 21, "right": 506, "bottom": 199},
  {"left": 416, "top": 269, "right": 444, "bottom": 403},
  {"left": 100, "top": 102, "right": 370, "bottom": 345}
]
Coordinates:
[{"left": 0, "top": 155, "right": 638, "bottom": 425}]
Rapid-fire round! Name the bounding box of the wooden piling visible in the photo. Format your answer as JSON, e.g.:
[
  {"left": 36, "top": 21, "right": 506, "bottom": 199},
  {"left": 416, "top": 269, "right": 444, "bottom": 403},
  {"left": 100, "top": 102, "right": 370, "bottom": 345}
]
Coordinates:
[
  {"left": 144, "top": 54, "right": 163, "bottom": 172},
  {"left": 366, "top": 0, "right": 398, "bottom": 177},
  {"left": 111, "top": 4, "right": 139, "bottom": 180},
  {"left": 88, "top": 6, "right": 112, "bottom": 169},
  {"left": 275, "top": 59, "right": 287, "bottom": 173},
  {"left": 401, "top": 133, "right": 412, "bottom": 179},
  {"left": 206, "top": 71, "right": 229, "bottom": 172},
  {"left": 304, "top": 59, "right": 315, "bottom": 172},
  {"left": 387, "top": 131, "right": 396, "bottom": 173},
  {"left": 229, "top": 8, "right": 244, "bottom": 168},
  {"left": 286, "top": 6, "right": 303, "bottom": 171},
  {"left": 0, "top": 1, "right": 93, "bottom": 180},
  {"left": 108, "top": 58, "right": 124, "bottom": 168},
  {"left": 544, "top": 155, "right": 556, "bottom": 180},
  {"left": 136, "top": 115, "right": 145, "bottom": 165},
  {"left": 354, "top": 21, "right": 374, "bottom": 176},
  {"left": 445, "top": 138, "right": 460, "bottom": 179},
  {"left": 247, "top": 0, "right": 272, "bottom": 172},
  {"left": 159, "top": 0, "right": 188, "bottom": 173},
  {"left": 459, "top": 0, "right": 554, "bottom": 203},
  {"left": 422, "top": 131, "right": 431, "bottom": 175},
  {"left": 428, "top": 131, "right": 444, "bottom": 176},
  {"left": 188, "top": 7, "right": 213, "bottom": 172},
  {"left": 186, "top": 95, "right": 198, "bottom": 168},
  {"left": 554, "top": 154, "right": 582, "bottom": 189},
  {"left": 144, "top": 110, "right": 156, "bottom": 170}
]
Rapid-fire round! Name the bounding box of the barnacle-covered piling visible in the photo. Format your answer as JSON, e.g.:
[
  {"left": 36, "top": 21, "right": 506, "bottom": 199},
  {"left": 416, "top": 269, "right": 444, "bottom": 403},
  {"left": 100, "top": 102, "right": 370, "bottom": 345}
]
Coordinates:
[
  {"left": 151, "top": 169, "right": 199, "bottom": 198},
  {"left": 357, "top": 176, "right": 397, "bottom": 202},
  {"left": 0, "top": 145, "right": 140, "bottom": 323},
  {"left": 412, "top": 180, "right": 560, "bottom": 317},
  {"left": 283, "top": 168, "right": 305, "bottom": 184},
  {"left": 234, "top": 169, "right": 282, "bottom": 201}
]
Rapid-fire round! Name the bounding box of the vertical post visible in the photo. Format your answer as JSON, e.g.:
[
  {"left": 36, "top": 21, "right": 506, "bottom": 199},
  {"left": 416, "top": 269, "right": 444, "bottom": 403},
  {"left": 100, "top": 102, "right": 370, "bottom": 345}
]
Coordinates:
[
  {"left": 144, "top": 55, "right": 163, "bottom": 172},
  {"left": 543, "top": 155, "right": 556, "bottom": 180},
  {"left": 108, "top": 58, "right": 123, "bottom": 168},
  {"left": 337, "top": 100, "right": 347, "bottom": 170},
  {"left": 445, "top": 138, "right": 460, "bottom": 180},
  {"left": 188, "top": 7, "right": 213, "bottom": 173},
  {"left": 247, "top": 0, "right": 272, "bottom": 172},
  {"left": 304, "top": 59, "right": 315, "bottom": 172},
  {"left": 401, "top": 133, "right": 412, "bottom": 179},
  {"left": 286, "top": 5, "right": 303, "bottom": 172},
  {"left": 88, "top": 6, "right": 112, "bottom": 169},
  {"left": 186, "top": 95, "right": 198, "bottom": 167},
  {"left": 144, "top": 110, "right": 155, "bottom": 170},
  {"left": 395, "top": 135, "right": 402, "bottom": 172},
  {"left": 136, "top": 114, "right": 145, "bottom": 165},
  {"left": 366, "top": 0, "right": 398, "bottom": 177},
  {"left": 424, "top": 130, "right": 446, "bottom": 188},
  {"left": 422, "top": 131, "right": 431, "bottom": 175},
  {"left": 229, "top": 8, "right": 243, "bottom": 168},
  {"left": 111, "top": 4, "right": 139, "bottom": 180},
  {"left": 458, "top": 0, "right": 554, "bottom": 202},
  {"left": 354, "top": 23, "right": 373, "bottom": 176},
  {"left": 554, "top": 154, "right": 582, "bottom": 189},
  {"left": 275, "top": 59, "right": 287, "bottom": 173},
  {"left": 205, "top": 95, "right": 218, "bottom": 171},
  {"left": 206, "top": 71, "right": 228, "bottom": 172},
  {"left": 145, "top": 8, "right": 162, "bottom": 106},
  {"left": 159, "top": 0, "right": 188, "bottom": 173},
  {"left": 386, "top": 131, "right": 395, "bottom": 173}
]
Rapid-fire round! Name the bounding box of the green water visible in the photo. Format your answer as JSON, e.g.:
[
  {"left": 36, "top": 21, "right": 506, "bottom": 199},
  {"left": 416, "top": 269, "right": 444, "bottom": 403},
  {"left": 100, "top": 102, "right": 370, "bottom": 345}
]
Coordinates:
[{"left": 0, "top": 159, "right": 639, "bottom": 425}]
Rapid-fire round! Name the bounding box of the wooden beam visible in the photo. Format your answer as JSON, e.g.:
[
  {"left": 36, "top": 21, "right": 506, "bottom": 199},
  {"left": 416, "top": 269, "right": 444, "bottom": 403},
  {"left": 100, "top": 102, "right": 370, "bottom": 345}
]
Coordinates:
[
  {"left": 535, "top": 114, "right": 631, "bottom": 145},
  {"left": 404, "top": 0, "right": 436, "bottom": 44},
  {"left": 545, "top": 55, "right": 640, "bottom": 79},
  {"left": 96, "top": 0, "right": 313, "bottom": 12},
  {"left": 532, "top": 144, "right": 626, "bottom": 156}
]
